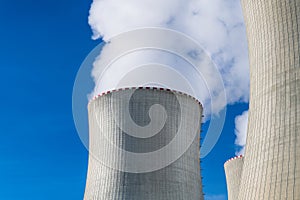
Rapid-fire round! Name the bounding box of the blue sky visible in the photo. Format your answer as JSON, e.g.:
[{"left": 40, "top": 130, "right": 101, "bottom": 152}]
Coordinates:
[{"left": 0, "top": 0, "right": 248, "bottom": 199}]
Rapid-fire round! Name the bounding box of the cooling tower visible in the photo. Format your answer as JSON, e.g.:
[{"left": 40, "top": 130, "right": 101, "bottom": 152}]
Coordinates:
[
  {"left": 224, "top": 155, "right": 244, "bottom": 200},
  {"left": 84, "top": 87, "right": 204, "bottom": 200},
  {"left": 238, "top": 1, "right": 300, "bottom": 199}
]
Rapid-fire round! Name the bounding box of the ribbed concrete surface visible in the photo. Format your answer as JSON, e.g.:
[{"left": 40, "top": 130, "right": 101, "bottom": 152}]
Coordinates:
[
  {"left": 239, "top": 0, "right": 300, "bottom": 199},
  {"left": 224, "top": 156, "right": 244, "bottom": 200},
  {"left": 84, "top": 88, "right": 204, "bottom": 200}
]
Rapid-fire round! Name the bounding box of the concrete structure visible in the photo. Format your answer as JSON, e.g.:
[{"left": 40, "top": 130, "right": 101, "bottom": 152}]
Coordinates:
[
  {"left": 84, "top": 87, "right": 204, "bottom": 200},
  {"left": 237, "top": 1, "right": 300, "bottom": 199},
  {"left": 224, "top": 155, "right": 244, "bottom": 200}
]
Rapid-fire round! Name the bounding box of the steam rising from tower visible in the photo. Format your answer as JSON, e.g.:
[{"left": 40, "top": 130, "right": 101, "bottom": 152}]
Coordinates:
[{"left": 88, "top": 0, "right": 250, "bottom": 117}]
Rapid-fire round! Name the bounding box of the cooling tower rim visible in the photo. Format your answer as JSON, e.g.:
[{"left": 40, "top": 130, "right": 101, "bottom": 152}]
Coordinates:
[
  {"left": 224, "top": 155, "right": 243, "bottom": 165},
  {"left": 89, "top": 87, "right": 203, "bottom": 107}
]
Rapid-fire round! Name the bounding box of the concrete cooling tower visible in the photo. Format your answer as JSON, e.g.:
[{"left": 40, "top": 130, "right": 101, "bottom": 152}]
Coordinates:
[
  {"left": 84, "top": 87, "right": 204, "bottom": 200},
  {"left": 224, "top": 155, "right": 244, "bottom": 200},
  {"left": 236, "top": 0, "right": 300, "bottom": 199}
]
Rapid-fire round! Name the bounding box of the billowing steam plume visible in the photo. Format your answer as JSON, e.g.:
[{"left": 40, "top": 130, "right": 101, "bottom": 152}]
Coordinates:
[{"left": 88, "top": 0, "right": 249, "bottom": 117}]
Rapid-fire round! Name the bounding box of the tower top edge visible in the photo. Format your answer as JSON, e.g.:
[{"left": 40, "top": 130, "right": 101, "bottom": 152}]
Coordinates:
[
  {"left": 224, "top": 155, "right": 244, "bottom": 165},
  {"left": 88, "top": 87, "right": 203, "bottom": 107}
]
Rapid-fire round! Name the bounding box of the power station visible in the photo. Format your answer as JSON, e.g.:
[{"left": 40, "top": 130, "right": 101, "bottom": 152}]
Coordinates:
[
  {"left": 225, "top": 0, "right": 300, "bottom": 199},
  {"left": 82, "top": 1, "right": 300, "bottom": 199},
  {"left": 84, "top": 87, "right": 204, "bottom": 200}
]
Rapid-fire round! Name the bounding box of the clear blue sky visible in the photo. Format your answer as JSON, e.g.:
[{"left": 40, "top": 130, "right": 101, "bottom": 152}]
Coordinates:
[{"left": 0, "top": 0, "right": 248, "bottom": 199}]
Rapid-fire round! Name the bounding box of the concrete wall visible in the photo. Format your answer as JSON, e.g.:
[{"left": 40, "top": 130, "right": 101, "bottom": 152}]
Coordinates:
[
  {"left": 224, "top": 156, "right": 244, "bottom": 200},
  {"left": 239, "top": 1, "right": 300, "bottom": 199},
  {"left": 84, "top": 88, "right": 204, "bottom": 200}
]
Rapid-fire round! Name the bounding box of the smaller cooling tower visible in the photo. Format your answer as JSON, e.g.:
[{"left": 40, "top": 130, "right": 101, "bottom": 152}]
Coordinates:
[
  {"left": 84, "top": 87, "right": 204, "bottom": 200},
  {"left": 224, "top": 155, "right": 244, "bottom": 200}
]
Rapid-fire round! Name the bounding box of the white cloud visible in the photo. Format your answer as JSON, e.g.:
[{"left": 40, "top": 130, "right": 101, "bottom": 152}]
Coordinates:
[
  {"left": 88, "top": 0, "right": 250, "bottom": 116},
  {"left": 234, "top": 110, "right": 248, "bottom": 155}
]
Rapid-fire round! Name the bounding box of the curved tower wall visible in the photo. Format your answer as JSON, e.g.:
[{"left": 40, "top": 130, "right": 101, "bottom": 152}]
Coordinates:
[
  {"left": 84, "top": 88, "right": 204, "bottom": 200},
  {"left": 224, "top": 156, "right": 244, "bottom": 200},
  {"left": 239, "top": 1, "right": 300, "bottom": 199}
]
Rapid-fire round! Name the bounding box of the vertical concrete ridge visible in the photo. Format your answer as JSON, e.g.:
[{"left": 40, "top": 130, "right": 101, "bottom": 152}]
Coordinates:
[{"left": 239, "top": 0, "right": 300, "bottom": 199}]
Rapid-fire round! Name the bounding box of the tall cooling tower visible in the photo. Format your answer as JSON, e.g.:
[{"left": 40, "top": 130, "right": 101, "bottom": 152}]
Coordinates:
[
  {"left": 239, "top": 1, "right": 300, "bottom": 199},
  {"left": 84, "top": 87, "right": 204, "bottom": 200},
  {"left": 224, "top": 155, "right": 244, "bottom": 200}
]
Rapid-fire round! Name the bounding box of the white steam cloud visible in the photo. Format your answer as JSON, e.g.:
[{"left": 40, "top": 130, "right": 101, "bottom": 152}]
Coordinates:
[
  {"left": 234, "top": 110, "right": 248, "bottom": 156},
  {"left": 88, "top": 0, "right": 250, "bottom": 116}
]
